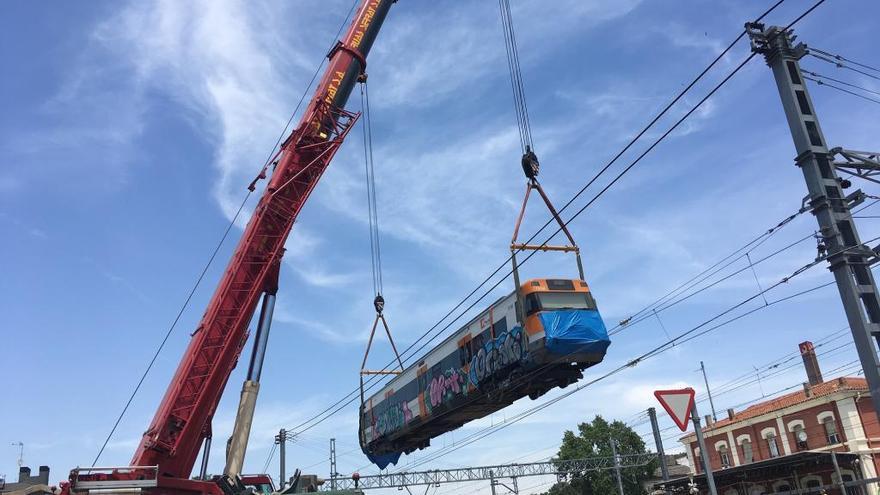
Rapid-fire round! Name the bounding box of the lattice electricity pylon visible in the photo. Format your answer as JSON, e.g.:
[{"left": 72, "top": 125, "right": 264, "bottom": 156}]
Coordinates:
[
  {"left": 829, "top": 148, "right": 880, "bottom": 186},
  {"left": 332, "top": 453, "right": 657, "bottom": 490}
]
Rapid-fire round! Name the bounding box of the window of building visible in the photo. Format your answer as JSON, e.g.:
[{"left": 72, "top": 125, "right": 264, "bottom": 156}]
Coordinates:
[
  {"left": 741, "top": 439, "right": 754, "bottom": 463},
  {"left": 824, "top": 417, "right": 840, "bottom": 445},
  {"left": 719, "top": 445, "right": 731, "bottom": 468},
  {"left": 801, "top": 476, "right": 822, "bottom": 490},
  {"left": 773, "top": 481, "right": 793, "bottom": 493},
  {"left": 766, "top": 433, "right": 780, "bottom": 458},
  {"left": 833, "top": 471, "right": 861, "bottom": 495},
  {"left": 793, "top": 424, "right": 809, "bottom": 450}
]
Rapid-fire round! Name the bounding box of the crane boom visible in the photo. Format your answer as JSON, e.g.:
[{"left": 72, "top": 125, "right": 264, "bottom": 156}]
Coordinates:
[{"left": 130, "top": 0, "right": 395, "bottom": 483}]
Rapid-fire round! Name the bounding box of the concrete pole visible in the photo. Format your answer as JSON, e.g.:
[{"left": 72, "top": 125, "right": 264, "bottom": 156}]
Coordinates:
[
  {"left": 649, "top": 408, "right": 670, "bottom": 482},
  {"left": 330, "top": 438, "right": 337, "bottom": 490},
  {"left": 490, "top": 470, "right": 497, "bottom": 495},
  {"left": 700, "top": 362, "right": 717, "bottom": 422},
  {"left": 279, "top": 429, "right": 287, "bottom": 490},
  {"left": 691, "top": 403, "right": 718, "bottom": 495},
  {"left": 611, "top": 437, "right": 625, "bottom": 495}
]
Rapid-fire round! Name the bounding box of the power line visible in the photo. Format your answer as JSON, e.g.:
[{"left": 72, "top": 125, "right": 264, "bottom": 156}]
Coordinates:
[
  {"left": 807, "top": 46, "right": 880, "bottom": 75},
  {"left": 612, "top": 228, "right": 815, "bottom": 336},
  {"left": 613, "top": 206, "right": 807, "bottom": 334},
  {"left": 292, "top": 43, "right": 762, "bottom": 438},
  {"left": 699, "top": 340, "right": 855, "bottom": 402},
  {"left": 694, "top": 325, "right": 850, "bottom": 400},
  {"left": 659, "top": 360, "right": 865, "bottom": 445},
  {"left": 92, "top": 190, "right": 253, "bottom": 467},
  {"left": 284, "top": 0, "right": 792, "bottom": 441},
  {"left": 262, "top": 442, "right": 278, "bottom": 475},
  {"left": 803, "top": 75, "right": 880, "bottom": 106},
  {"left": 401, "top": 233, "right": 859, "bottom": 469},
  {"left": 802, "top": 69, "right": 880, "bottom": 97},
  {"left": 410, "top": 198, "right": 879, "bottom": 466},
  {"left": 292, "top": 0, "right": 796, "bottom": 438},
  {"left": 644, "top": 336, "right": 865, "bottom": 443},
  {"left": 108, "top": 24, "right": 413, "bottom": 453},
  {"left": 807, "top": 51, "right": 880, "bottom": 82}
]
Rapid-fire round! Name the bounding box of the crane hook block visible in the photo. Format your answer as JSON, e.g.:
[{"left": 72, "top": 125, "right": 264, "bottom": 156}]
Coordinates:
[
  {"left": 373, "top": 295, "right": 385, "bottom": 315},
  {"left": 521, "top": 146, "right": 539, "bottom": 179}
]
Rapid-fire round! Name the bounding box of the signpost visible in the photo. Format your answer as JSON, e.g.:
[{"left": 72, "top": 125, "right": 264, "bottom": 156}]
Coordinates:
[{"left": 654, "top": 388, "right": 717, "bottom": 495}]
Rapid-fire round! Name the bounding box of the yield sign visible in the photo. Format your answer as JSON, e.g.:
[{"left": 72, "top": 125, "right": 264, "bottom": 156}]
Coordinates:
[{"left": 654, "top": 388, "right": 695, "bottom": 432}]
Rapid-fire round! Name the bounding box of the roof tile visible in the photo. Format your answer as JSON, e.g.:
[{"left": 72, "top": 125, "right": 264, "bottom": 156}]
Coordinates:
[{"left": 681, "top": 376, "right": 867, "bottom": 439}]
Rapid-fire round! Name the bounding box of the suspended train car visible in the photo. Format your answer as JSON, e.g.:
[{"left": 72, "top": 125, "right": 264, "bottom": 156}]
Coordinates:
[{"left": 359, "top": 278, "right": 610, "bottom": 468}]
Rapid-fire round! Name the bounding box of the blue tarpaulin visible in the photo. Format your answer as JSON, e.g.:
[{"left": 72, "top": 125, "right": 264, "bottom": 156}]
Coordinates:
[
  {"left": 538, "top": 309, "right": 610, "bottom": 356},
  {"left": 367, "top": 451, "right": 402, "bottom": 470}
]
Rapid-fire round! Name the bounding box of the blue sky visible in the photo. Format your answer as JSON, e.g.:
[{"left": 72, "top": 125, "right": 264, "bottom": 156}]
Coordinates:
[{"left": 2, "top": 0, "right": 880, "bottom": 493}]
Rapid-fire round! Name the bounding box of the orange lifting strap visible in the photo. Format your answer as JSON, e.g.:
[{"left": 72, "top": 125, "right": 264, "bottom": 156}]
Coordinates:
[
  {"left": 359, "top": 295, "right": 404, "bottom": 405},
  {"left": 510, "top": 150, "right": 586, "bottom": 299}
]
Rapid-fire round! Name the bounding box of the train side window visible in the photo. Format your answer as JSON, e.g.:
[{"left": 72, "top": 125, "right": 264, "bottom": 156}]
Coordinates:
[
  {"left": 458, "top": 345, "right": 469, "bottom": 366},
  {"left": 471, "top": 334, "right": 485, "bottom": 357},
  {"left": 524, "top": 293, "right": 540, "bottom": 315},
  {"left": 492, "top": 317, "right": 508, "bottom": 336}
]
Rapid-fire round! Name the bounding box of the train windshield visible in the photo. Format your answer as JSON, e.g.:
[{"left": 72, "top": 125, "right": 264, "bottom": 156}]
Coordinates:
[
  {"left": 539, "top": 291, "right": 596, "bottom": 310},
  {"left": 526, "top": 291, "right": 597, "bottom": 315}
]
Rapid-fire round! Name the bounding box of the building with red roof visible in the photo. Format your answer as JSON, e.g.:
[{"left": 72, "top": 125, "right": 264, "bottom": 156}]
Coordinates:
[{"left": 675, "top": 342, "right": 879, "bottom": 494}]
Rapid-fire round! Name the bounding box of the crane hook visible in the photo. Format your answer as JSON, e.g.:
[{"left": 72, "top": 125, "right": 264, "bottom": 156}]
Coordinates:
[
  {"left": 521, "top": 145, "right": 539, "bottom": 179},
  {"left": 373, "top": 294, "right": 385, "bottom": 315}
]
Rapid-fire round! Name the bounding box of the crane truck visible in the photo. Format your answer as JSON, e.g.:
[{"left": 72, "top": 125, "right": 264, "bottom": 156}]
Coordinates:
[{"left": 62, "top": 1, "right": 395, "bottom": 494}]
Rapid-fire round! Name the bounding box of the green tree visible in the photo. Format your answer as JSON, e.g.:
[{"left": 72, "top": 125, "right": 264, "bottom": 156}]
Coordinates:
[{"left": 542, "top": 415, "right": 656, "bottom": 495}]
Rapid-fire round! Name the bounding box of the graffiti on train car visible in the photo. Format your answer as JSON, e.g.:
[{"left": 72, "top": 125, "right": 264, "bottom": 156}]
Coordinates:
[
  {"left": 371, "top": 399, "right": 414, "bottom": 440},
  {"left": 426, "top": 367, "right": 467, "bottom": 412},
  {"left": 469, "top": 326, "right": 526, "bottom": 387}
]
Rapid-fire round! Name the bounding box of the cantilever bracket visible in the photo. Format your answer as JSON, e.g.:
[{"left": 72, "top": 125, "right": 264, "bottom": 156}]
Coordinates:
[{"left": 830, "top": 147, "right": 880, "bottom": 186}]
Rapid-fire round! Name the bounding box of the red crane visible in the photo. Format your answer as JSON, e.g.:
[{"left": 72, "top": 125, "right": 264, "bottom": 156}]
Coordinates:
[{"left": 67, "top": 1, "right": 395, "bottom": 494}]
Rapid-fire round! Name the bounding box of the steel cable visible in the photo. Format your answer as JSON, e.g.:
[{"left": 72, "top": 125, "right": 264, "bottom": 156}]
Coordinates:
[{"left": 285, "top": 0, "right": 791, "bottom": 439}]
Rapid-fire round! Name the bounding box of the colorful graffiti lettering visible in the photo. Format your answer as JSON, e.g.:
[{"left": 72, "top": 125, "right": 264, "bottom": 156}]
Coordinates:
[
  {"left": 469, "top": 326, "right": 525, "bottom": 387},
  {"left": 426, "top": 368, "right": 467, "bottom": 413},
  {"left": 371, "top": 400, "right": 413, "bottom": 440}
]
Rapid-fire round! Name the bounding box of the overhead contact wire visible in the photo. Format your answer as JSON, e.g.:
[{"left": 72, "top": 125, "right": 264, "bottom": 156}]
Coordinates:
[
  {"left": 285, "top": 0, "right": 790, "bottom": 437},
  {"left": 384, "top": 3, "right": 836, "bottom": 465}
]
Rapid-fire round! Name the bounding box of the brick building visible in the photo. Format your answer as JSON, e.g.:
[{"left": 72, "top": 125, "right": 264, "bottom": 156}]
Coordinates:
[{"left": 676, "top": 342, "right": 880, "bottom": 495}]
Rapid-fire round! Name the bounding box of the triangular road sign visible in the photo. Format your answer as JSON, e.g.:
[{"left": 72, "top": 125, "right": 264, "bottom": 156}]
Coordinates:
[{"left": 654, "top": 388, "right": 695, "bottom": 432}]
